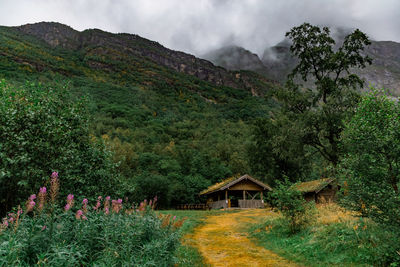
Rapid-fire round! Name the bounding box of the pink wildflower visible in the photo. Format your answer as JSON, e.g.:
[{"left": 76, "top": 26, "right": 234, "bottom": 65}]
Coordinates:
[
  {"left": 82, "top": 198, "right": 88, "bottom": 213},
  {"left": 112, "top": 199, "right": 123, "bottom": 213},
  {"left": 41, "top": 225, "right": 47, "bottom": 231},
  {"left": 26, "top": 200, "right": 36, "bottom": 212},
  {"left": 82, "top": 215, "right": 87, "bottom": 220},
  {"left": 38, "top": 187, "right": 47, "bottom": 212},
  {"left": 173, "top": 216, "right": 176, "bottom": 221},
  {"left": 65, "top": 194, "right": 74, "bottom": 211},
  {"left": 30, "top": 194, "right": 36, "bottom": 200},
  {"left": 75, "top": 210, "right": 83, "bottom": 219},
  {"left": 93, "top": 196, "right": 102, "bottom": 211},
  {"left": 104, "top": 197, "right": 110, "bottom": 214},
  {"left": 50, "top": 172, "right": 59, "bottom": 203}
]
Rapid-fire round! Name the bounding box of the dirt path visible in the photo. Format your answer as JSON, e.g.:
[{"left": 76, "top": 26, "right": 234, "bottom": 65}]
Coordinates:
[{"left": 190, "top": 209, "right": 299, "bottom": 267}]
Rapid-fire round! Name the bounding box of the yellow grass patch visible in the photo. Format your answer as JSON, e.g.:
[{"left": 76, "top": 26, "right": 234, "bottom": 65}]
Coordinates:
[
  {"left": 190, "top": 209, "right": 299, "bottom": 267},
  {"left": 316, "top": 203, "right": 358, "bottom": 225}
]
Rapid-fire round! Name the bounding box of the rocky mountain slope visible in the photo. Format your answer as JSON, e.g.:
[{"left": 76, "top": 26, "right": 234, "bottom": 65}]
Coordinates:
[
  {"left": 8, "top": 22, "right": 275, "bottom": 96},
  {"left": 205, "top": 37, "right": 400, "bottom": 95}
]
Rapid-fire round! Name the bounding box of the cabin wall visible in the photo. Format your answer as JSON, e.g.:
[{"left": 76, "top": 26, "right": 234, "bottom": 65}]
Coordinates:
[
  {"left": 238, "top": 199, "right": 264, "bottom": 208},
  {"left": 316, "top": 187, "right": 337, "bottom": 203},
  {"left": 304, "top": 192, "right": 316, "bottom": 202},
  {"left": 209, "top": 200, "right": 228, "bottom": 209},
  {"left": 228, "top": 180, "right": 264, "bottom": 191}
]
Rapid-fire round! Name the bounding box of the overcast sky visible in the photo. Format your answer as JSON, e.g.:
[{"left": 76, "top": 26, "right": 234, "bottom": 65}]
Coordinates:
[{"left": 0, "top": 0, "right": 399, "bottom": 56}]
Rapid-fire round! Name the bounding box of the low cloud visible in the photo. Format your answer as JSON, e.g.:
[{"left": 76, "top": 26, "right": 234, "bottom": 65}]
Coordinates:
[{"left": 0, "top": 0, "right": 399, "bottom": 56}]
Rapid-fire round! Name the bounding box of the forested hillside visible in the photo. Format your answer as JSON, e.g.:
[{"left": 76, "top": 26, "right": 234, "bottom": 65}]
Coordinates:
[{"left": 0, "top": 22, "right": 278, "bottom": 208}]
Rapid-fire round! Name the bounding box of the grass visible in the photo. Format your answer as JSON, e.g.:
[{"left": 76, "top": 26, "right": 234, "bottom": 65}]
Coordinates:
[
  {"left": 249, "top": 203, "right": 400, "bottom": 266},
  {"left": 159, "top": 209, "right": 236, "bottom": 267}
]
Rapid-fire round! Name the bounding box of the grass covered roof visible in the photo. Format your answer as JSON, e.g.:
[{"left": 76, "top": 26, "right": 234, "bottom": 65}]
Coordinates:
[
  {"left": 199, "top": 174, "right": 272, "bottom": 195},
  {"left": 292, "top": 178, "right": 336, "bottom": 193}
]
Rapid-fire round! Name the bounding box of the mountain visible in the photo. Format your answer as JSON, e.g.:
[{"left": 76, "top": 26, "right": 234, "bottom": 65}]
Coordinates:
[
  {"left": 205, "top": 37, "right": 400, "bottom": 95},
  {"left": 0, "top": 22, "right": 278, "bottom": 206},
  {"left": 6, "top": 22, "right": 275, "bottom": 95},
  {"left": 202, "top": 45, "right": 270, "bottom": 76}
]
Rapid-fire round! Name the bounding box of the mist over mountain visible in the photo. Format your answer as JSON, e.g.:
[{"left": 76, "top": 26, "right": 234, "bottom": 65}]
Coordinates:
[{"left": 204, "top": 28, "right": 400, "bottom": 95}]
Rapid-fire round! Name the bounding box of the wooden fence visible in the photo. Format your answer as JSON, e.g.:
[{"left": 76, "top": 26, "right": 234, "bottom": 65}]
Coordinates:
[
  {"left": 176, "top": 203, "right": 209, "bottom": 210},
  {"left": 238, "top": 199, "right": 264, "bottom": 208}
]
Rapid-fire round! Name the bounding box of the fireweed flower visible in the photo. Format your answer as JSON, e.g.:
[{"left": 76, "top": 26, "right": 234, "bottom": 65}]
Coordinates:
[
  {"left": 93, "top": 196, "right": 102, "bottom": 211},
  {"left": 38, "top": 187, "right": 47, "bottom": 212},
  {"left": 82, "top": 198, "right": 88, "bottom": 213},
  {"left": 64, "top": 204, "right": 71, "bottom": 211},
  {"left": 112, "top": 198, "right": 123, "bottom": 213},
  {"left": 26, "top": 199, "right": 36, "bottom": 213},
  {"left": 104, "top": 196, "right": 110, "bottom": 214},
  {"left": 75, "top": 210, "right": 83, "bottom": 220},
  {"left": 50, "top": 172, "right": 59, "bottom": 203},
  {"left": 64, "top": 194, "right": 74, "bottom": 211}
]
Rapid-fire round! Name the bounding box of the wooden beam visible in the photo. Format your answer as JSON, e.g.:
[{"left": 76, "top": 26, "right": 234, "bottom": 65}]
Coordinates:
[
  {"left": 243, "top": 190, "right": 246, "bottom": 200},
  {"left": 260, "top": 191, "right": 263, "bottom": 202},
  {"left": 225, "top": 190, "right": 228, "bottom": 200}
]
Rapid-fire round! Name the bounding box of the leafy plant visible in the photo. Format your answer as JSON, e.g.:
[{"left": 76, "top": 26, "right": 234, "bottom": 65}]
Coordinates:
[
  {"left": 339, "top": 89, "right": 400, "bottom": 229},
  {"left": 0, "top": 173, "right": 183, "bottom": 266},
  {"left": 0, "top": 80, "right": 120, "bottom": 216},
  {"left": 269, "top": 180, "right": 316, "bottom": 233}
]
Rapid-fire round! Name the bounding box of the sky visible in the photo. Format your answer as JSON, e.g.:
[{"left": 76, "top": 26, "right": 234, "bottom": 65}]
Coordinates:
[{"left": 0, "top": 0, "right": 399, "bottom": 56}]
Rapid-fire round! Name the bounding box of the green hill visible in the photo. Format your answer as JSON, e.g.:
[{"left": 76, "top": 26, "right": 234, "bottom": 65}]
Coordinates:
[{"left": 0, "top": 22, "right": 277, "bottom": 207}]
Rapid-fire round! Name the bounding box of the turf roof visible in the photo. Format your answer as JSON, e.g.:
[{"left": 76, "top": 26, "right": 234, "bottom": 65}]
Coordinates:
[
  {"left": 292, "top": 178, "right": 335, "bottom": 193},
  {"left": 199, "top": 174, "right": 272, "bottom": 195}
]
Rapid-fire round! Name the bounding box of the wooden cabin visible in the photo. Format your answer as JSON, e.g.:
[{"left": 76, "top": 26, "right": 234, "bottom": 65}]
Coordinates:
[
  {"left": 292, "top": 178, "right": 338, "bottom": 203},
  {"left": 200, "top": 174, "right": 272, "bottom": 209}
]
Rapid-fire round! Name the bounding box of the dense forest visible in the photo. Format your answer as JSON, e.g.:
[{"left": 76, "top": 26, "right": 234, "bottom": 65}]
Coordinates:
[{"left": 1, "top": 21, "right": 400, "bottom": 266}]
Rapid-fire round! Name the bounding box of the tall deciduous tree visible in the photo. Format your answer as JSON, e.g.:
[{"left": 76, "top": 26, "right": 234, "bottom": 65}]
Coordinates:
[
  {"left": 282, "top": 23, "right": 371, "bottom": 166},
  {"left": 251, "top": 23, "right": 371, "bottom": 182}
]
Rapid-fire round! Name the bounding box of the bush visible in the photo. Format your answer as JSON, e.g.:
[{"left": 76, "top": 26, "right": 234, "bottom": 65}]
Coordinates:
[
  {"left": 339, "top": 89, "right": 400, "bottom": 228},
  {"left": 0, "top": 172, "right": 183, "bottom": 266},
  {"left": 0, "top": 80, "right": 120, "bottom": 216},
  {"left": 270, "top": 180, "right": 316, "bottom": 233}
]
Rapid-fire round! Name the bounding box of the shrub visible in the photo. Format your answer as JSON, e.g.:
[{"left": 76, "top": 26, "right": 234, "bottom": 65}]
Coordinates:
[
  {"left": 0, "top": 172, "right": 182, "bottom": 266},
  {"left": 270, "top": 180, "right": 316, "bottom": 233},
  {"left": 339, "top": 89, "right": 400, "bottom": 228},
  {"left": 0, "top": 80, "right": 120, "bottom": 216}
]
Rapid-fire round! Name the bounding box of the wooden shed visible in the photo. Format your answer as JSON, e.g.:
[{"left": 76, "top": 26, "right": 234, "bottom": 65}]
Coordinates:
[
  {"left": 292, "top": 178, "right": 338, "bottom": 203},
  {"left": 200, "top": 174, "right": 272, "bottom": 209}
]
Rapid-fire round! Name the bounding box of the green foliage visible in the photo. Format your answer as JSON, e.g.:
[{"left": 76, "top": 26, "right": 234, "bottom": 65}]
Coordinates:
[
  {"left": 251, "top": 216, "right": 400, "bottom": 266},
  {"left": 0, "top": 25, "right": 277, "bottom": 208},
  {"left": 0, "top": 195, "right": 180, "bottom": 266},
  {"left": 269, "top": 180, "right": 315, "bottom": 233},
  {"left": 251, "top": 23, "right": 372, "bottom": 182},
  {"left": 340, "top": 89, "right": 400, "bottom": 229},
  {"left": 0, "top": 80, "right": 119, "bottom": 215}
]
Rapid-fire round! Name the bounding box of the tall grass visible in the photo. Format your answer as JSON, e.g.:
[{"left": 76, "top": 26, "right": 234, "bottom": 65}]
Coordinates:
[
  {"left": 250, "top": 204, "right": 400, "bottom": 266},
  {"left": 0, "top": 172, "right": 183, "bottom": 266}
]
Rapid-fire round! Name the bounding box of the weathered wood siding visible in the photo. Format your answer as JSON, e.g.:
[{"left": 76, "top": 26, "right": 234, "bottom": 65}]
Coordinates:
[
  {"left": 238, "top": 199, "right": 264, "bottom": 208},
  {"left": 229, "top": 180, "right": 264, "bottom": 191},
  {"left": 209, "top": 200, "right": 228, "bottom": 209},
  {"left": 316, "top": 187, "right": 337, "bottom": 203}
]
